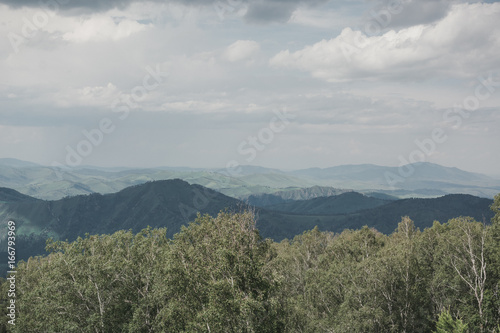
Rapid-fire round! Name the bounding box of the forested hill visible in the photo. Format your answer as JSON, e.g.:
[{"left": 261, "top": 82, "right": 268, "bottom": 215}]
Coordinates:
[
  {"left": 0, "top": 180, "right": 495, "bottom": 270},
  {"left": 0, "top": 187, "right": 36, "bottom": 203},
  {"left": 0, "top": 179, "right": 240, "bottom": 241},
  {"left": 263, "top": 191, "right": 390, "bottom": 215},
  {"left": 324, "top": 194, "right": 495, "bottom": 234}
]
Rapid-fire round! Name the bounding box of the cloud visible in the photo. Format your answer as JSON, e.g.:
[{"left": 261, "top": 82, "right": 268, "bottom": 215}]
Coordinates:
[
  {"left": 62, "top": 16, "right": 149, "bottom": 42},
  {"left": 243, "top": 1, "right": 297, "bottom": 24},
  {"left": 161, "top": 100, "right": 231, "bottom": 113},
  {"left": 243, "top": 0, "right": 329, "bottom": 24},
  {"left": 0, "top": 0, "right": 330, "bottom": 23},
  {"left": 53, "top": 83, "right": 123, "bottom": 108},
  {"left": 0, "top": 0, "right": 136, "bottom": 14},
  {"left": 223, "top": 40, "right": 260, "bottom": 63},
  {"left": 363, "top": 0, "right": 457, "bottom": 29},
  {"left": 270, "top": 3, "right": 500, "bottom": 82}
]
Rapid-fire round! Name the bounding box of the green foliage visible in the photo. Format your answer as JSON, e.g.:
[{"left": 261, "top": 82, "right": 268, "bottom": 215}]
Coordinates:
[
  {"left": 0, "top": 277, "right": 7, "bottom": 333},
  {"left": 434, "top": 309, "right": 468, "bottom": 333},
  {"left": 12, "top": 211, "right": 284, "bottom": 332},
  {"left": 8, "top": 199, "right": 500, "bottom": 332}
]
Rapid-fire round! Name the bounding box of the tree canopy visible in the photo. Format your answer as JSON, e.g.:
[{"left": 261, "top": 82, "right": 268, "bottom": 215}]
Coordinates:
[{"left": 1, "top": 195, "right": 500, "bottom": 332}]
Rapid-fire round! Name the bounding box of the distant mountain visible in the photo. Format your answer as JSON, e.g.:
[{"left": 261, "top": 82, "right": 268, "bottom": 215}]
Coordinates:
[
  {"left": 245, "top": 186, "right": 352, "bottom": 207},
  {"left": 0, "top": 163, "right": 303, "bottom": 201},
  {"left": 0, "top": 159, "right": 499, "bottom": 201},
  {"left": 291, "top": 164, "right": 390, "bottom": 180},
  {"left": 291, "top": 162, "right": 492, "bottom": 184},
  {"left": 0, "top": 158, "right": 41, "bottom": 168},
  {"left": 265, "top": 192, "right": 390, "bottom": 215},
  {"left": 289, "top": 162, "right": 500, "bottom": 198},
  {"left": 215, "top": 165, "right": 284, "bottom": 176}
]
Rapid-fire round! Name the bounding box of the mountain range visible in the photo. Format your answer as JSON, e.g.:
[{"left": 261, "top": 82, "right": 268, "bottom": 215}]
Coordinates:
[
  {"left": 0, "top": 177, "right": 495, "bottom": 276},
  {"left": 1, "top": 158, "right": 499, "bottom": 201}
]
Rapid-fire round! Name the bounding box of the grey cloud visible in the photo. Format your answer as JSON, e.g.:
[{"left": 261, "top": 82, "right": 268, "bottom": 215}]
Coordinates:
[
  {"left": 1, "top": 0, "right": 331, "bottom": 23},
  {"left": 244, "top": 2, "right": 296, "bottom": 24},
  {"left": 383, "top": 0, "right": 454, "bottom": 28},
  {"left": 363, "top": 0, "right": 500, "bottom": 31},
  {"left": 243, "top": 0, "right": 330, "bottom": 23},
  {"left": 0, "top": 0, "right": 136, "bottom": 13}
]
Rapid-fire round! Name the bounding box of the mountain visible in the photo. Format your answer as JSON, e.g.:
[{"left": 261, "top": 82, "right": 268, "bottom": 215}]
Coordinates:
[
  {"left": 291, "top": 162, "right": 491, "bottom": 183},
  {"left": 0, "top": 158, "right": 41, "bottom": 168},
  {"left": 0, "top": 180, "right": 243, "bottom": 272},
  {"left": 215, "top": 165, "right": 284, "bottom": 176},
  {"left": 4, "top": 181, "right": 490, "bottom": 243},
  {"left": 330, "top": 194, "right": 495, "bottom": 234},
  {"left": 0, "top": 159, "right": 499, "bottom": 202},
  {"left": 289, "top": 162, "right": 500, "bottom": 198},
  {"left": 0, "top": 187, "right": 37, "bottom": 203},
  {"left": 0, "top": 179, "right": 240, "bottom": 242},
  {"left": 0, "top": 180, "right": 495, "bottom": 277},
  {"left": 245, "top": 186, "right": 352, "bottom": 207},
  {"left": 264, "top": 192, "right": 390, "bottom": 215},
  {"left": 256, "top": 194, "right": 495, "bottom": 241}
]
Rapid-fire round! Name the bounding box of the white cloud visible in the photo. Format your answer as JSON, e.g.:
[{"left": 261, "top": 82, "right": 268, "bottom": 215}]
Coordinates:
[
  {"left": 53, "top": 83, "right": 123, "bottom": 108},
  {"left": 223, "top": 40, "right": 260, "bottom": 63},
  {"left": 62, "top": 15, "right": 149, "bottom": 42},
  {"left": 161, "top": 100, "right": 231, "bottom": 113},
  {"left": 270, "top": 3, "right": 500, "bottom": 82},
  {"left": 288, "top": 5, "right": 355, "bottom": 29}
]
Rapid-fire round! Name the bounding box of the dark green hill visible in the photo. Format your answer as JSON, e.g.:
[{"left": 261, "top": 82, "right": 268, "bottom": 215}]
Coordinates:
[
  {"left": 1, "top": 179, "right": 240, "bottom": 242},
  {"left": 0, "top": 180, "right": 242, "bottom": 274},
  {"left": 0, "top": 179, "right": 495, "bottom": 276},
  {"left": 328, "top": 194, "right": 495, "bottom": 234},
  {"left": 0, "top": 187, "right": 36, "bottom": 203},
  {"left": 245, "top": 186, "right": 351, "bottom": 207},
  {"left": 264, "top": 192, "right": 390, "bottom": 215},
  {"left": 255, "top": 194, "right": 494, "bottom": 240}
]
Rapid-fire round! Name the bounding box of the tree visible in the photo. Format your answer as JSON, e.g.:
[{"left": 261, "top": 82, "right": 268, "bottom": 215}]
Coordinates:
[
  {"left": 13, "top": 228, "right": 169, "bottom": 333},
  {"left": 434, "top": 309, "right": 468, "bottom": 333},
  {"left": 323, "top": 226, "right": 388, "bottom": 332},
  {"left": 432, "top": 217, "right": 490, "bottom": 332},
  {"left": 485, "top": 194, "right": 500, "bottom": 331},
  {"left": 154, "top": 210, "right": 284, "bottom": 332}
]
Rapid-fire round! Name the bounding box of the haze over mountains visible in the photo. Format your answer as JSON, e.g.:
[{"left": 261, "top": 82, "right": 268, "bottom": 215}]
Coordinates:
[{"left": 1, "top": 158, "right": 499, "bottom": 201}]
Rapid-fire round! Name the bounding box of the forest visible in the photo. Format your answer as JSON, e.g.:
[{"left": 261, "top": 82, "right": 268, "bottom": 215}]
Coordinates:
[{"left": 1, "top": 194, "right": 500, "bottom": 332}]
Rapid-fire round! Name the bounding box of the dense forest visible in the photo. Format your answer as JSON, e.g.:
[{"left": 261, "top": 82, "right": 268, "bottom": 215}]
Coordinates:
[{"left": 1, "top": 194, "right": 500, "bottom": 332}]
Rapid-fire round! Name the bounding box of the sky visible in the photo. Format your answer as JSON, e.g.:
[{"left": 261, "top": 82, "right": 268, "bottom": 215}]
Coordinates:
[{"left": 0, "top": 0, "right": 499, "bottom": 175}]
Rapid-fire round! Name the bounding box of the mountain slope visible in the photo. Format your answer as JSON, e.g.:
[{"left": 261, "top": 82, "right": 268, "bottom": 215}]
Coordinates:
[
  {"left": 291, "top": 162, "right": 492, "bottom": 183},
  {"left": 255, "top": 194, "right": 494, "bottom": 240},
  {"left": 244, "top": 186, "right": 351, "bottom": 206},
  {"left": 289, "top": 162, "right": 500, "bottom": 197},
  {"left": 0, "top": 187, "right": 37, "bottom": 203},
  {"left": 265, "top": 192, "right": 390, "bottom": 215},
  {"left": 0, "top": 158, "right": 41, "bottom": 168},
  {"left": 0, "top": 179, "right": 240, "bottom": 241},
  {"left": 0, "top": 181, "right": 495, "bottom": 277},
  {"left": 1, "top": 160, "right": 499, "bottom": 200},
  {"left": 333, "top": 194, "right": 495, "bottom": 234}
]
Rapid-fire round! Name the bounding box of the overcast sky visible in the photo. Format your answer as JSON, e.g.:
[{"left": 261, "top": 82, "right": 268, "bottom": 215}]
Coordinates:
[{"left": 1, "top": 0, "right": 499, "bottom": 175}]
